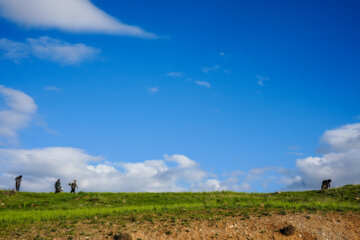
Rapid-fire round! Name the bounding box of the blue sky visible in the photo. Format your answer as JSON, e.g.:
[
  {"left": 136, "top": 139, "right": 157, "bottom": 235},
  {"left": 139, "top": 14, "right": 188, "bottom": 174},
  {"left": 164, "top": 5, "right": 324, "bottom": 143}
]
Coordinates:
[{"left": 0, "top": 0, "right": 360, "bottom": 192}]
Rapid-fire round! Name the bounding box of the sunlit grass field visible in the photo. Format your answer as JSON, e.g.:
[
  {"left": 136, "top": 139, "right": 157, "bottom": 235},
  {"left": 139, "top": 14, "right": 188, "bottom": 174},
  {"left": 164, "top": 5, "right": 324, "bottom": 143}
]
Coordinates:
[{"left": 0, "top": 185, "right": 359, "bottom": 227}]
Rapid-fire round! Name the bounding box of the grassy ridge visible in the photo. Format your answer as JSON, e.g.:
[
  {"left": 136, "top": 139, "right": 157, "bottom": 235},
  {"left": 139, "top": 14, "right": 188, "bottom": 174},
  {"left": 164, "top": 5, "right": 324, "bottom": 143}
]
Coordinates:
[{"left": 0, "top": 185, "right": 359, "bottom": 226}]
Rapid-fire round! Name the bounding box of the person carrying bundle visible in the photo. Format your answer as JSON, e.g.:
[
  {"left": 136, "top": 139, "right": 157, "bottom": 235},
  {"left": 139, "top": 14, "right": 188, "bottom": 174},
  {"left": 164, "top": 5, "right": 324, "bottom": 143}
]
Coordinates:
[
  {"left": 69, "top": 180, "right": 78, "bottom": 193},
  {"left": 55, "top": 179, "right": 62, "bottom": 193}
]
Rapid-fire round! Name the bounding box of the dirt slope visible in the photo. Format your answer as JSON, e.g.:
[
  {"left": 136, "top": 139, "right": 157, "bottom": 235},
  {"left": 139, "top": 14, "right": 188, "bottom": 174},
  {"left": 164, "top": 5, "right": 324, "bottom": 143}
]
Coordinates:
[
  {"left": 6, "top": 212, "right": 359, "bottom": 240},
  {"left": 117, "top": 213, "right": 359, "bottom": 240}
]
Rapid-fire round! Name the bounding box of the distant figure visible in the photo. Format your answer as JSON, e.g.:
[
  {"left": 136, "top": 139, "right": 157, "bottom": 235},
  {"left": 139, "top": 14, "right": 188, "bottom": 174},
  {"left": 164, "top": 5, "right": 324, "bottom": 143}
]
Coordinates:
[
  {"left": 55, "top": 179, "right": 62, "bottom": 193},
  {"left": 15, "top": 175, "right": 22, "bottom": 192},
  {"left": 69, "top": 180, "right": 78, "bottom": 193},
  {"left": 321, "top": 179, "right": 331, "bottom": 190}
]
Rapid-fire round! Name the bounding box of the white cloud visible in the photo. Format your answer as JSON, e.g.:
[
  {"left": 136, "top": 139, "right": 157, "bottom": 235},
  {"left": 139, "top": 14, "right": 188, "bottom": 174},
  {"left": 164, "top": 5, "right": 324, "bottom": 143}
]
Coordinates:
[
  {"left": 147, "top": 87, "right": 159, "bottom": 94},
  {"left": 0, "top": 0, "right": 157, "bottom": 38},
  {"left": 28, "top": 37, "right": 100, "bottom": 64},
  {"left": 192, "top": 179, "right": 224, "bottom": 191},
  {"left": 194, "top": 81, "right": 211, "bottom": 88},
  {"left": 219, "top": 52, "right": 226, "bottom": 57},
  {"left": 0, "top": 36, "right": 100, "bottom": 65},
  {"left": 256, "top": 75, "right": 269, "bottom": 87},
  {"left": 0, "top": 85, "right": 37, "bottom": 145},
  {"left": 321, "top": 123, "right": 360, "bottom": 151},
  {"left": 166, "top": 72, "right": 184, "bottom": 77},
  {"left": 0, "top": 38, "right": 28, "bottom": 63},
  {"left": 164, "top": 154, "right": 197, "bottom": 168},
  {"left": 0, "top": 148, "right": 224, "bottom": 192},
  {"left": 201, "top": 65, "right": 220, "bottom": 73},
  {"left": 292, "top": 123, "right": 360, "bottom": 189},
  {"left": 205, "top": 167, "right": 288, "bottom": 192},
  {"left": 281, "top": 175, "right": 302, "bottom": 186}
]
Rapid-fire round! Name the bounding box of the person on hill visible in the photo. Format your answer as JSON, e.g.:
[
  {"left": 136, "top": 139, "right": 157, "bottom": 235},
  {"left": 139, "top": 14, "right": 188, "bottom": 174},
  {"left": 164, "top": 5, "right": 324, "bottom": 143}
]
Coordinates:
[
  {"left": 69, "top": 180, "right": 78, "bottom": 193},
  {"left": 55, "top": 179, "right": 62, "bottom": 193},
  {"left": 15, "top": 175, "right": 22, "bottom": 192},
  {"left": 321, "top": 179, "right": 331, "bottom": 190}
]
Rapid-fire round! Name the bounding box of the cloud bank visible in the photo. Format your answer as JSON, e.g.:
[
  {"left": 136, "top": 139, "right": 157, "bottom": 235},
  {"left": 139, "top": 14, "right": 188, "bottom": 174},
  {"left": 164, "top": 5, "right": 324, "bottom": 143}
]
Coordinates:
[
  {"left": 0, "top": 85, "right": 37, "bottom": 145},
  {"left": 0, "top": 0, "right": 156, "bottom": 38},
  {"left": 0, "top": 148, "right": 226, "bottom": 192},
  {"left": 1, "top": 86, "right": 359, "bottom": 192},
  {"left": 1, "top": 123, "right": 359, "bottom": 192},
  {"left": 0, "top": 37, "right": 100, "bottom": 65}
]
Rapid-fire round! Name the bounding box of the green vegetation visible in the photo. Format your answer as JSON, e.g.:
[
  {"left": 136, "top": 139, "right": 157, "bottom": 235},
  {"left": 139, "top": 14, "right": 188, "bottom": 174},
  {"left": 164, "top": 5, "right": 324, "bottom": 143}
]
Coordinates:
[{"left": 0, "top": 185, "right": 359, "bottom": 227}]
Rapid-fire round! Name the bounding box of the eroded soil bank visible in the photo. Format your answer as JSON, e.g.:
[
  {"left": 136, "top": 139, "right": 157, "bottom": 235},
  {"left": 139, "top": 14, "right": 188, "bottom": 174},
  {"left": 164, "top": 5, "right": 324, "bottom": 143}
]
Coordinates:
[{"left": 3, "top": 212, "right": 360, "bottom": 240}]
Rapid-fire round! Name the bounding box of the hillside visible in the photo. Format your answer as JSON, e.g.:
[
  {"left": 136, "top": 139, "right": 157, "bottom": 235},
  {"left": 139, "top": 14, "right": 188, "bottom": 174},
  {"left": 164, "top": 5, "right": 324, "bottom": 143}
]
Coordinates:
[{"left": 0, "top": 185, "right": 359, "bottom": 239}]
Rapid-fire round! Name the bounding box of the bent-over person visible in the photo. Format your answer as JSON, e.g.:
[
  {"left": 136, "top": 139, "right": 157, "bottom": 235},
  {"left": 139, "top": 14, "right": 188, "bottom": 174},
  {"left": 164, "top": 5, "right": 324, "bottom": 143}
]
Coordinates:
[{"left": 321, "top": 179, "right": 331, "bottom": 190}]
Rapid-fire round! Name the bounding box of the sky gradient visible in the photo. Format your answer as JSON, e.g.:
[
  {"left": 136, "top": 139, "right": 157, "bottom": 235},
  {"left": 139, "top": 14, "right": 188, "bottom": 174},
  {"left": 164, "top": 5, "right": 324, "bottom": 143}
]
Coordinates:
[{"left": 0, "top": 0, "right": 360, "bottom": 193}]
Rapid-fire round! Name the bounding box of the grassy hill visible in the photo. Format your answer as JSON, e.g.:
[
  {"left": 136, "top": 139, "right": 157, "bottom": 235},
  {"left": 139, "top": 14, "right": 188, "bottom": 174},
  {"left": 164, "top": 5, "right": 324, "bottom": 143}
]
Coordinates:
[
  {"left": 0, "top": 185, "right": 359, "bottom": 239},
  {"left": 1, "top": 185, "right": 359, "bottom": 224}
]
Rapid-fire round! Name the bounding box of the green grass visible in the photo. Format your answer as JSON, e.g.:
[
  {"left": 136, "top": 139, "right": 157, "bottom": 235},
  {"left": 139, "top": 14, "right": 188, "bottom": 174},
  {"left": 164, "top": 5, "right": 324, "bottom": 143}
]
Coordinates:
[{"left": 0, "top": 184, "right": 359, "bottom": 227}]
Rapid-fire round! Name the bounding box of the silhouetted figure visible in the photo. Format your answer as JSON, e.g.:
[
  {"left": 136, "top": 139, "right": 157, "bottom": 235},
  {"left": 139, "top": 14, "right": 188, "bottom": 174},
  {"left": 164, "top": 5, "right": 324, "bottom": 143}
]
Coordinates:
[
  {"left": 55, "top": 179, "right": 62, "bottom": 193},
  {"left": 321, "top": 179, "right": 331, "bottom": 190},
  {"left": 69, "top": 180, "right": 78, "bottom": 193},
  {"left": 15, "top": 175, "right": 22, "bottom": 192}
]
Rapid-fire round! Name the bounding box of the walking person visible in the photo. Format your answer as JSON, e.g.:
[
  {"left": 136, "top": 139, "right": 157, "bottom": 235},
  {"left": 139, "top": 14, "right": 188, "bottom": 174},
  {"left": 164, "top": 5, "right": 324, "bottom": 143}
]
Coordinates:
[
  {"left": 15, "top": 175, "right": 22, "bottom": 192},
  {"left": 69, "top": 180, "right": 78, "bottom": 193},
  {"left": 55, "top": 179, "right": 62, "bottom": 193}
]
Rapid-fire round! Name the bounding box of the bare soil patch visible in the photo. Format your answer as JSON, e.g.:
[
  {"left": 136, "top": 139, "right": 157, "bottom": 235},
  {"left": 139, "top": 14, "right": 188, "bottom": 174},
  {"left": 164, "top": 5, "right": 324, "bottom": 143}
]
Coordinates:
[{"left": 3, "top": 212, "right": 360, "bottom": 240}]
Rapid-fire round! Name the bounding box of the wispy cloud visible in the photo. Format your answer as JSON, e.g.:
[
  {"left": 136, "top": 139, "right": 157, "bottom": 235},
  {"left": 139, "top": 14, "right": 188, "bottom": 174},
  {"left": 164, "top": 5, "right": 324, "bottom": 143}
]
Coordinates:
[
  {"left": 289, "top": 145, "right": 299, "bottom": 150},
  {"left": 219, "top": 51, "right": 230, "bottom": 61},
  {"left": 194, "top": 81, "right": 211, "bottom": 88},
  {"left": 166, "top": 72, "right": 184, "bottom": 77},
  {"left": 0, "top": 0, "right": 157, "bottom": 38},
  {"left": 256, "top": 75, "right": 269, "bottom": 86},
  {"left": 286, "top": 152, "right": 304, "bottom": 156},
  {"left": 44, "top": 86, "right": 62, "bottom": 91},
  {"left": 0, "top": 36, "right": 100, "bottom": 65},
  {"left": 0, "top": 39, "right": 28, "bottom": 63},
  {"left": 201, "top": 65, "right": 220, "bottom": 73},
  {"left": 147, "top": 87, "right": 159, "bottom": 94},
  {"left": 0, "top": 85, "right": 37, "bottom": 145},
  {"left": 286, "top": 145, "right": 304, "bottom": 156}
]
